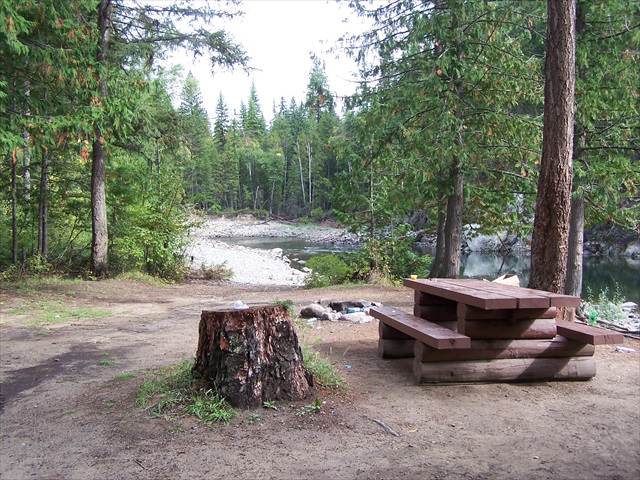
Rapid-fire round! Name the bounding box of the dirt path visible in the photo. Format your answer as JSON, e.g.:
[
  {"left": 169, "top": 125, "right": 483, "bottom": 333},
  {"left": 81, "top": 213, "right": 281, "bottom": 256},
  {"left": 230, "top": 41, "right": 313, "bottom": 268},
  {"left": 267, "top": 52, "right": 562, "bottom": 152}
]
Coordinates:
[{"left": 1, "top": 280, "right": 638, "bottom": 480}]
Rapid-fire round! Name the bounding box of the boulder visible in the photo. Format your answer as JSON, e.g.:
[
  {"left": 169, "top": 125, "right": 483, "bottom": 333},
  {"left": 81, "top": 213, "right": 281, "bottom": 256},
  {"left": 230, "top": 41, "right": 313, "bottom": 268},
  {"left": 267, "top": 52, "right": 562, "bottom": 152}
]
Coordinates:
[
  {"left": 329, "top": 301, "right": 357, "bottom": 313},
  {"left": 321, "top": 312, "right": 342, "bottom": 322},
  {"left": 300, "top": 303, "right": 328, "bottom": 318}
]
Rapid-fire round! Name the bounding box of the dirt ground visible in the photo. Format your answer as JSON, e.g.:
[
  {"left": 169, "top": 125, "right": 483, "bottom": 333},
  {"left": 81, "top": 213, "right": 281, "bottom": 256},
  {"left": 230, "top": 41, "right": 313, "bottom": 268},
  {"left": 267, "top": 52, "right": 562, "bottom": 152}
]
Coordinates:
[{"left": 1, "top": 279, "right": 638, "bottom": 480}]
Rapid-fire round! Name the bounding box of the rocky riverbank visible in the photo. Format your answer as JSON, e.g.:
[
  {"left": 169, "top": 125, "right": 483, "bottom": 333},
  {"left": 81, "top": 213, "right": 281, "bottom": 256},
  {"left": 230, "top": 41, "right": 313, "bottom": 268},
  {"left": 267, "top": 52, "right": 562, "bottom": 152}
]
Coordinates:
[{"left": 186, "top": 216, "right": 357, "bottom": 287}]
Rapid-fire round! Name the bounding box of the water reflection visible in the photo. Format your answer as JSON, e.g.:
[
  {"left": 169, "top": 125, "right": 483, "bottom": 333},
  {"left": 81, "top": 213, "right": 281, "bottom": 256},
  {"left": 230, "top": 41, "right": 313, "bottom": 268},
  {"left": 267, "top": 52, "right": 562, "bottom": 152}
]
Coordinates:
[
  {"left": 412, "top": 242, "right": 638, "bottom": 303},
  {"left": 214, "top": 237, "right": 639, "bottom": 304}
]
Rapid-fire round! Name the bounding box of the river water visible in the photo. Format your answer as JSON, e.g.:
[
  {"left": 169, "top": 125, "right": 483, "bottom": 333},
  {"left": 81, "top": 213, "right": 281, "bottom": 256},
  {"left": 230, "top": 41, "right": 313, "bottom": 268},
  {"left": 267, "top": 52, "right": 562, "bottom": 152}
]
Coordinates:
[{"left": 217, "top": 237, "right": 639, "bottom": 304}]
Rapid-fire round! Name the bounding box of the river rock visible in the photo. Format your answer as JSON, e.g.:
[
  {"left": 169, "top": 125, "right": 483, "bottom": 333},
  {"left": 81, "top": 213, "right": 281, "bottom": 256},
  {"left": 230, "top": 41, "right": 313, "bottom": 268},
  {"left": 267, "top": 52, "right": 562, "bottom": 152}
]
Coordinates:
[
  {"left": 329, "top": 301, "right": 357, "bottom": 313},
  {"left": 340, "top": 312, "right": 374, "bottom": 324},
  {"left": 300, "top": 303, "right": 329, "bottom": 318},
  {"left": 355, "top": 300, "right": 372, "bottom": 308},
  {"left": 321, "top": 312, "right": 342, "bottom": 322}
]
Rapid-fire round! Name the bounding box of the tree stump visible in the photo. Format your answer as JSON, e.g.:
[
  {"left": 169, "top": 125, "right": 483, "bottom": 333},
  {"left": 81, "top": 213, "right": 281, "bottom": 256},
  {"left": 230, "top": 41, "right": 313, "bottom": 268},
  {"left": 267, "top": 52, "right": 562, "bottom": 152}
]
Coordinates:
[{"left": 192, "top": 305, "right": 314, "bottom": 408}]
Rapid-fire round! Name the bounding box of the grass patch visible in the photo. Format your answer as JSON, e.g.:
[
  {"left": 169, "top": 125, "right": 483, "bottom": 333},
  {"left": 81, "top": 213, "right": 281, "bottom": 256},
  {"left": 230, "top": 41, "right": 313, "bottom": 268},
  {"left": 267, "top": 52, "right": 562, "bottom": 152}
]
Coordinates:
[
  {"left": 99, "top": 359, "right": 116, "bottom": 366},
  {"left": 113, "top": 372, "right": 138, "bottom": 380},
  {"left": 6, "top": 299, "right": 112, "bottom": 326},
  {"left": 302, "top": 344, "right": 346, "bottom": 394},
  {"left": 113, "top": 270, "right": 168, "bottom": 285},
  {"left": 136, "top": 358, "right": 236, "bottom": 425},
  {"left": 32, "top": 306, "right": 111, "bottom": 326}
]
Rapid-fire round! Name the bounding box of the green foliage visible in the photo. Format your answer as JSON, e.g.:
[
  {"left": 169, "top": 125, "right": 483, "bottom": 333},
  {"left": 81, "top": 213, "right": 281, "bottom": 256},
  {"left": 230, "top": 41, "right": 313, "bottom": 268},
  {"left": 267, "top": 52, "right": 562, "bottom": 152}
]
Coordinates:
[
  {"left": 304, "top": 225, "right": 432, "bottom": 287},
  {"left": 583, "top": 284, "right": 627, "bottom": 326},
  {"left": 304, "top": 254, "right": 350, "bottom": 288},
  {"left": 295, "top": 397, "right": 323, "bottom": 417},
  {"left": 302, "top": 344, "right": 345, "bottom": 393},
  {"left": 113, "top": 372, "right": 138, "bottom": 380},
  {"left": 274, "top": 299, "right": 295, "bottom": 318},
  {"left": 358, "top": 226, "right": 432, "bottom": 283},
  {"left": 262, "top": 400, "right": 277, "bottom": 410},
  {"left": 136, "top": 358, "right": 236, "bottom": 425},
  {"left": 310, "top": 207, "right": 326, "bottom": 223},
  {"left": 188, "top": 262, "right": 233, "bottom": 282}
]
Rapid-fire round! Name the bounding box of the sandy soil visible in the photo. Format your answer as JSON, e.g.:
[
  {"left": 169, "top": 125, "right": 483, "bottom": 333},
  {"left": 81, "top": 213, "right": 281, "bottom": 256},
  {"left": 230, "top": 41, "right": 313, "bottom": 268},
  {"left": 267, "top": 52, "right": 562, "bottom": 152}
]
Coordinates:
[{"left": 1, "top": 278, "right": 639, "bottom": 480}]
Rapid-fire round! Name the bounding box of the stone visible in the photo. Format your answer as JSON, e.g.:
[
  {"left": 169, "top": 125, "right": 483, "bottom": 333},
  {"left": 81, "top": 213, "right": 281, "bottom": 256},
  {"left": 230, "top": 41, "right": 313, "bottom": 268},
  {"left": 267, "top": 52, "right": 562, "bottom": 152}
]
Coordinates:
[
  {"left": 300, "top": 303, "right": 328, "bottom": 318},
  {"left": 321, "top": 312, "right": 342, "bottom": 322},
  {"left": 340, "top": 312, "right": 374, "bottom": 324},
  {"left": 329, "top": 301, "right": 357, "bottom": 313},
  {"left": 355, "top": 299, "right": 372, "bottom": 308}
]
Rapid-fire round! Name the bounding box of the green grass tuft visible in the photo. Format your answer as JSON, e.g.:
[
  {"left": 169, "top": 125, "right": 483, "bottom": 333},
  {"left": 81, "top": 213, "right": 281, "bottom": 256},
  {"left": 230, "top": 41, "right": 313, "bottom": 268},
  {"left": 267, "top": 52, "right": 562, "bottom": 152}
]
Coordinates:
[
  {"left": 136, "top": 358, "right": 236, "bottom": 425},
  {"left": 302, "top": 344, "right": 346, "bottom": 393},
  {"left": 113, "top": 372, "right": 138, "bottom": 380}
]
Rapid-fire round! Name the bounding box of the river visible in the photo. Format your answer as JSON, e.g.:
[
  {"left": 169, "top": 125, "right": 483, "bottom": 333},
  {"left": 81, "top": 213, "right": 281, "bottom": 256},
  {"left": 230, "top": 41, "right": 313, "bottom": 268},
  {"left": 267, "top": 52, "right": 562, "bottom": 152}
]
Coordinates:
[{"left": 217, "top": 237, "right": 639, "bottom": 304}]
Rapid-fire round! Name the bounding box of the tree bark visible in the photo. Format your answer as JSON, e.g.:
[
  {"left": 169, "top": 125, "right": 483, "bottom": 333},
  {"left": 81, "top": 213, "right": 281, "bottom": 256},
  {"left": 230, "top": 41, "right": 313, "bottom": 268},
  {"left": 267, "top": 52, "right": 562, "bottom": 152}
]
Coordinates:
[
  {"left": 529, "top": 0, "right": 576, "bottom": 293},
  {"left": 11, "top": 152, "right": 18, "bottom": 264},
  {"left": 38, "top": 149, "right": 49, "bottom": 258},
  {"left": 565, "top": 2, "right": 587, "bottom": 301},
  {"left": 193, "top": 305, "right": 314, "bottom": 409},
  {"left": 442, "top": 165, "right": 463, "bottom": 278},
  {"left": 91, "top": 0, "right": 111, "bottom": 276},
  {"left": 429, "top": 201, "right": 446, "bottom": 278},
  {"left": 565, "top": 191, "right": 584, "bottom": 298}
]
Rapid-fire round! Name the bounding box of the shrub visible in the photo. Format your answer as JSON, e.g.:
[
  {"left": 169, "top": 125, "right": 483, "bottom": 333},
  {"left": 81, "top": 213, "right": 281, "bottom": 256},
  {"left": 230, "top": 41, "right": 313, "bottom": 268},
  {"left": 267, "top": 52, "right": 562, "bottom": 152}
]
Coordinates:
[
  {"left": 310, "top": 207, "right": 326, "bottom": 223},
  {"left": 583, "top": 284, "right": 627, "bottom": 325},
  {"left": 304, "top": 254, "right": 350, "bottom": 288},
  {"left": 188, "top": 262, "right": 233, "bottom": 282}
]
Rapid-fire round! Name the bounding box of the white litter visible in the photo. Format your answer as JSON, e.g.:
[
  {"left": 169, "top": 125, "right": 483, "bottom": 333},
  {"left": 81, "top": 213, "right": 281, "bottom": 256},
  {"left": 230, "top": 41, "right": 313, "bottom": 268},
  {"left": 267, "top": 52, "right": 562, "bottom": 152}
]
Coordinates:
[{"left": 233, "top": 300, "right": 249, "bottom": 310}]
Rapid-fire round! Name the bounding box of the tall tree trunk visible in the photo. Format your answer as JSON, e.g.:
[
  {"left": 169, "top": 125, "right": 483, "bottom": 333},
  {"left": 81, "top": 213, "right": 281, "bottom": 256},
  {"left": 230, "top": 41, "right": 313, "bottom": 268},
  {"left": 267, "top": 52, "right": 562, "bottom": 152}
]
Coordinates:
[
  {"left": 11, "top": 152, "right": 18, "bottom": 264},
  {"left": 565, "top": 191, "right": 584, "bottom": 298},
  {"left": 429, "top": 200, "right": 446, "bottom": 278},
  {"left": 438, "top": 15, "right": 465, "bottom": 279},
  {"left": 296, "top": 141, "right": 306, "bottom": 204},
  {"left": 565, "top": 0, "right": 587, "bottom": 300},
  {"left": 307, "top": 142, "right": 312, "bottom": 205},
  {"left": 529, "top": 0, "right": 576, "bottom": 293},
  {"left": 22, "top": 81, "right": 31, "bottom": 203},
  {"left": 91, "top": 0, "right": 111, "bottom": 275},
  {"left": 38, "top": 149, "right": 49, "bottom": 258},
  {"left": 442, "top": 164, "right": 463, "bottom": 278}
]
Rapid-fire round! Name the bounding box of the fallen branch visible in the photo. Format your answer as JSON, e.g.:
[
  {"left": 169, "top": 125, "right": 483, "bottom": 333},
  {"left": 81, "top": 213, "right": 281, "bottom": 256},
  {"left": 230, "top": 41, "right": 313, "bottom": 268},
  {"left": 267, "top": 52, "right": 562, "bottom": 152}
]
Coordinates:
[{"left": 364, "top": 415, "right": 401, "bottom": 437}]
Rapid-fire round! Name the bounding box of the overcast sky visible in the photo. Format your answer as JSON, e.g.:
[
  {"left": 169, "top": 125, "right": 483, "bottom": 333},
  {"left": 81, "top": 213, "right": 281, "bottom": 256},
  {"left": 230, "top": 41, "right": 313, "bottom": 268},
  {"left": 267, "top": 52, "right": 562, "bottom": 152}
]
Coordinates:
[{"left": 168, "top": 0, "right": 371, "bottom": 123}]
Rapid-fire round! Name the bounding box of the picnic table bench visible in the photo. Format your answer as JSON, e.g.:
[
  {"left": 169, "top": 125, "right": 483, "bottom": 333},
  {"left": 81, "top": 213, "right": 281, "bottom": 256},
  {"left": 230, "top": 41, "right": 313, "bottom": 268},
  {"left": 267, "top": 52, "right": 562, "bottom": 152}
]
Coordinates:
[{"left": 371, "top": 278, "right": 624, "bottom": 384}]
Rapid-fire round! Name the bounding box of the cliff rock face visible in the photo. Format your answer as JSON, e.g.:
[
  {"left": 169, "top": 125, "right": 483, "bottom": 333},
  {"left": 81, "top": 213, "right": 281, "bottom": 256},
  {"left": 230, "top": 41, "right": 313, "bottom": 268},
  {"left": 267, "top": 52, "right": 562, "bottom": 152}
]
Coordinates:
[{"left": 584, "top": 226, "right": 640, "bottom": 258}]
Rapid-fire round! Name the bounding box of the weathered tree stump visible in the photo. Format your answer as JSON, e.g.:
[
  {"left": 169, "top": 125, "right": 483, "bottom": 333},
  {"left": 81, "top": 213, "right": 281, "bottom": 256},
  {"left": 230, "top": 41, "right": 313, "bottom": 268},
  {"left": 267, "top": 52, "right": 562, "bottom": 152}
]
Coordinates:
[{"left": 192, "top": 305, "right": 314, "bottom": 408}]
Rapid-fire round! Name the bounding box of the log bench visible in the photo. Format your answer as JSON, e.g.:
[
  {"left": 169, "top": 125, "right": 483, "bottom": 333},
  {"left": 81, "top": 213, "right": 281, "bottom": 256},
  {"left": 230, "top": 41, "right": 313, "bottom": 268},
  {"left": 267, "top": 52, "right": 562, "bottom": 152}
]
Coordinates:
[
  {"left": 556, "top": 320, "right": 625, "bottom": 345},
  {"left": 370, "top": 306, "right": 470, "bottom": 358}
]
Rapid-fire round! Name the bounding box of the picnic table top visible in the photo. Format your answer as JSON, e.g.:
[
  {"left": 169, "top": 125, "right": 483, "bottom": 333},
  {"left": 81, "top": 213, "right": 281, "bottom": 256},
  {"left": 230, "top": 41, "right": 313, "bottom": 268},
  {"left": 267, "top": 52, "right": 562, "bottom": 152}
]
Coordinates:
[{"left": 404, "top": 278, "right": 581, "bottom": 310}]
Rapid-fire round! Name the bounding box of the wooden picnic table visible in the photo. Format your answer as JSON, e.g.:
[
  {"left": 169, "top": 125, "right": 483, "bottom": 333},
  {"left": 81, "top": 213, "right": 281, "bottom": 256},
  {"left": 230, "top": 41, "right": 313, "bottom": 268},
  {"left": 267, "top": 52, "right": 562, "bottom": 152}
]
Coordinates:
[
  {"left": 370, "top": 277, "right": 624, "bottom": 384},
  {"left": 404, "top": 277, "right": 581, "bottom": 310}
]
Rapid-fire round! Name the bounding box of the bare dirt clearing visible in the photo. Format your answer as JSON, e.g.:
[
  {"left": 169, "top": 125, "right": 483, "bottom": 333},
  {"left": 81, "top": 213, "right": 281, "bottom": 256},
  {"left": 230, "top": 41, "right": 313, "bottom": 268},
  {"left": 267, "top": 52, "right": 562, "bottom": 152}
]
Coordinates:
[{"left": 1, "top": 280, "right": 639, "bottom": 480}]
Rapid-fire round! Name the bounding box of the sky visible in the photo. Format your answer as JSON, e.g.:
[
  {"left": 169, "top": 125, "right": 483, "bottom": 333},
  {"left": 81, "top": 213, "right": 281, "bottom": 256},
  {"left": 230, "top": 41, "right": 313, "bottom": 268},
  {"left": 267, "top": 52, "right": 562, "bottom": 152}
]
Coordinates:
[{"left": 168, "top": 0, "right": 371, "bottom": 123}]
